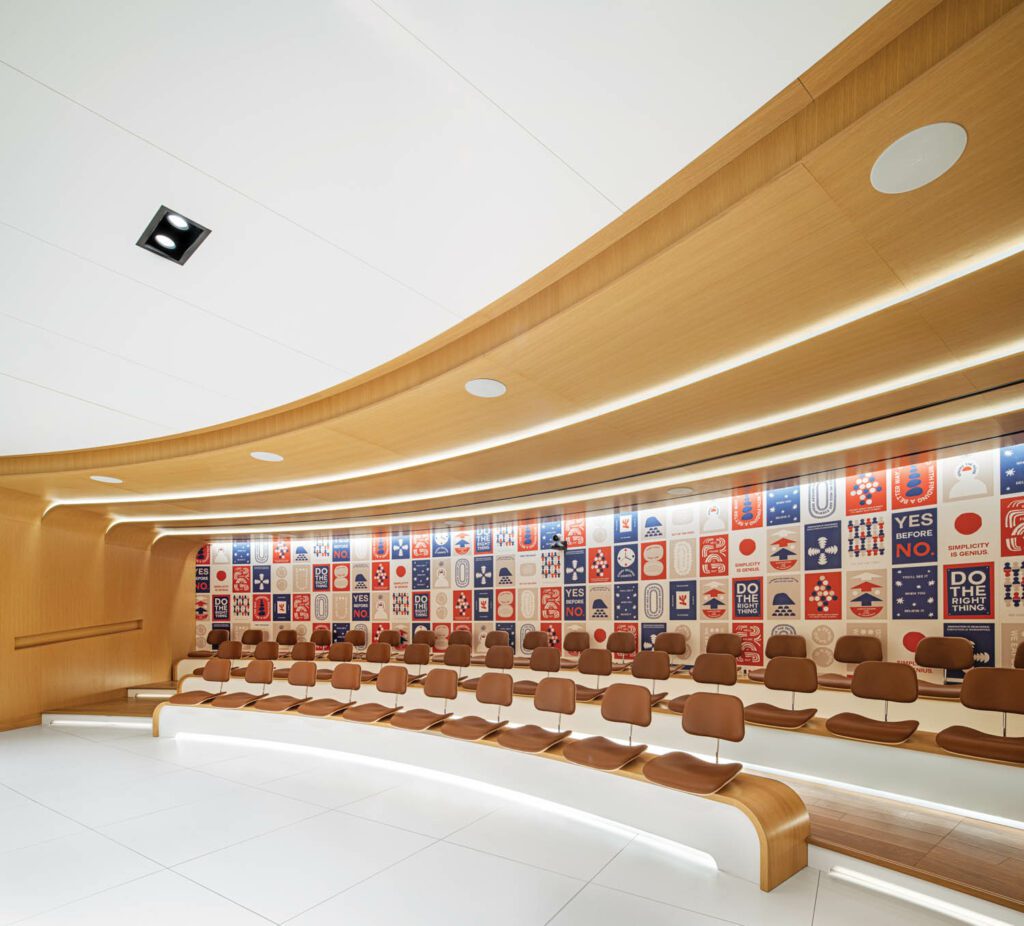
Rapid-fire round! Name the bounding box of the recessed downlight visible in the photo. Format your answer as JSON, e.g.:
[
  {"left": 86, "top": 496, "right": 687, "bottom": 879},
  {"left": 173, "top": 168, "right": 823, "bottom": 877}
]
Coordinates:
[
  {"left": 465, "top": 378, "right": 506, "bottom": 398},
  {"left": 153, "top": 234, "right": 176, "bottom": 249},
  {"left": 666, "top": 486, "right": 694, "bottom": 497},
  {"left": 136, "top": 205, "right": 211, "bottom": 265},
  {"left": 250, "top": 451, "right": 284, "bottom": 462},
  {"left": 166, "top": 213, "right": 190, "bottom": 231},
  {"left": 89, "top": 474, "right": 123, "bottom": 484},
  {"left": 870, "top": 123, "right": 967, "bottom": 194}
]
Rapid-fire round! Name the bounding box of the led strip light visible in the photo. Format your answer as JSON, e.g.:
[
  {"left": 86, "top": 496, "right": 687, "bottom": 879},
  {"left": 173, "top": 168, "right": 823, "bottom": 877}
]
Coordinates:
[{"left": 50, "top": 237, "right": 1024, "bottom": 514}]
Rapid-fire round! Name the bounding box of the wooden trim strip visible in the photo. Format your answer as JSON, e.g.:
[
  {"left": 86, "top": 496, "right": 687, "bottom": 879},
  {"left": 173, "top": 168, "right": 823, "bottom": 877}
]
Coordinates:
[{"left": 15, "top": 619, "right": 143, "bottom": 650}]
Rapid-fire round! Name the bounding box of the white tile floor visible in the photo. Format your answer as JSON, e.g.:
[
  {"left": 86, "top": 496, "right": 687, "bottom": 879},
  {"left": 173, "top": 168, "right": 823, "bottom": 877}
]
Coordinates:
[{"left": 0, "top": 723, "right": 1018, "bottom": 925}]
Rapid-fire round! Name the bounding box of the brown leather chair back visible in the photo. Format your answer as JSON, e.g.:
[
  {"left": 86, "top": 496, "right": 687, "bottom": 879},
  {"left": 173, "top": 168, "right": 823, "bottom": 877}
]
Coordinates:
[
  {"left": 851, "top": 661, "right": 918, "bottom": 703},
  {"left": 245, "top": 659, "right": 274, "bottom": 685},
  {"left": 332, "top": 663, "right": 362, "bottom": 691},
  {"left": 563, "top": 631, "right": 590, "bottom": 654},
  {"left": 484, "top": 630, "right": 509, "bottom": 647},
  {"left": 444, "top": 643, "right": 471, "bottom": 668},
  {"left": 834, "top": 634, "right": 882, "bottom": 664},
  {"left": 291, "top": 642, "right": 316, "bottom": 661},
  {"left": 529, "top": 646, "right": 561, "bottom": 673},
  {"left": 377, "top": 665, "right": 408, "bottom": 696},
  {"left": 536, "top": 677, "right": 576, "bottom": 716},
  {"left": 207, "top": 629, "right": 230, "bottom": 647},
  {"left": 276, "top": 629, "right": 299, "bottom": 646},
  {"left": 683, "top": 692, "right": 745, "bottom": 743},
  {"left": 653, "top": 632, "right": 687, "bottom": 656},
  {"left": 377, "top": 630, "right": 402, "bottom": 647},
  {"left": 449, "top": 630, "right": 473, "bottom": 647},
  {"left": 423, "top": 668, "right": 458, "bottom": 701},
  {"left": 403, "top": 643, "right": 431, "bottom": 667},
  {"left": 1015, "top": 641, "right": 1024, "bottom": 670},
  {"left": 365, "top": 642, "right": 391, "bottom": 665},
  {"left": 522, "top": 630, "right": 549, "bottom": 651},
  {"left": 578, "top": 648, "right": 613, "bottom": 678},
  {"left": 606, "top": 631, "right": 637, "bottom": 657},
  {"left": 202, "top": 657, "right": 232, "bottom": 683},
  {"left": 413, "top": 629, "right": 436, "bottom": 647},
  {"left": 253, "top": 641, "right": 280, "bottom": 660},
  {"left": 914, "top": 636, "right": 974, "bottom": 670},
  {"left": 600, "top": 683, "right": 652, "bottom": 727},
  {"left": 631, "top": 651, "right": 670, "bottom": 682},
  {"left": 328, "top": 642, "right": 354, "bottom": 662},
  {"left": 764, "top": 635, "right": 806, "bottom": 659},
  {"left": 240, "top": 629, "right": 264, "bottom": 646},
  {"left": 476, "top": 672, "right": 514, "bottom": 707},
  {"left": 287, "top": 662, "right": 317, "bottom": 688},
  {"left": 764, "top": 656, "right": 818, "bottom": 693},
  {"left": 706, "top": 633, "right": 742, "bottom": 657},
  {"left": 216, "top": 640, "right": 242, "bottom": 660},
  {"left": 960, "top": 667, "right": 1024, "bottom": 714},
  {"left": 345, "top": 628, "right": 367, "bottom": 647},
  {"left": 310, "top": 629, "right": 331, "bottom": 647},
  {"left": 691, "top": 652, "right": 737, "bottom": 686},
  {"left": 484, "top": 644, "right": 514, "bottom": 670}
]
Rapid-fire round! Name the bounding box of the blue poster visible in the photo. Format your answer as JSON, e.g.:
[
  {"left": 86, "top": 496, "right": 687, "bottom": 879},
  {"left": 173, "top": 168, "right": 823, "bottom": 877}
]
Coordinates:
[
  {"left": 944, "top": 563, "right": 993, "bottom": 618},
  {"left": 431, "top": 528, "right": 451, "bottom": 558},
  {"left": 613, "top": 510, "right": 638, "bottom": 543},
  {"left": 669, "top": 580, "right": 697, "bottom": 620},
  {"left": 473, "top": 555, "right": 494, "bottom": 588},
  {"left": 232, "top": 539, "right": 251, "bottom": 564},
  {"left": 390, "top": 530, "right": 410, "bottom": 559},
  {"left": 766, "top": 485, "right": 801, "bottom": 526},
  {"left": 1000, "top": 443, "right": 1024, "bottom": 494},
  {"left": 944, "top": 623, "right": 995, "bottom": 679},
  {"left": 195, "top": 566, "right": 210, "bottom": 593},
  {"left": 563, "top": 586, "right": 586, "bottom": 621},
  {"left": 312, "top": 564, "right": 330, "bottom": 590},
  {"left": 733, "top": 577, "right": 763, "bottom": 618},
  {"left": 271, "top": 594, "right": 290, "bottom": 621},
  {"left": 412, "top": 560, "right": 431, "bottom": 589},
  {"left": 331, "top": 622, "right": 350, "bottom": 643},
  {"left": 213, "top": 595, "right": 230, "bottom": 622},
  {"left": 331, "top": 537, "right": 350, "bottom": 561},
  {"left": 892, "top": 509, "right": 937, "bottom": 564},
  {"left": 892, "top": 566, "right": 938, "bottom": 619},
  {"left": 474, "top": 589, "right": 493, "bottom": 620},
  {"left": 352, "top": 592, "right": 370, "bottom": 621},
  {"left": 804, "top": 521, "right": 842, "bottom": 570},
  {"left": 496, "top": 621, "right": 517, "bottom": 651},
  {"left": 564, "top": 550, "right": 587, "bottom": 584},
  {"left": 614, "top": 582, "right": 638, "bottom": 620},
  {"left": 540, "top": 517, "right": 563, "bottom": 549},
  {"left": 641, "top": 623, "right": 666, "bottom": 651},
  {"left": 613, "top": 543, "right": 639, "bottom": 582},
  {"left": 412, "top": 593, "right": 430, "bottom": 621},
  {"left": 474, "top": 526, "right": 493, "bottom": 554}
]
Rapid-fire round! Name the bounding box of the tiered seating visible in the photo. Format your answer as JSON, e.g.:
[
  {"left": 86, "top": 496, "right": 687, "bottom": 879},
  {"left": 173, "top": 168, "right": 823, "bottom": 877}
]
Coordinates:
[
  {"left": 573, "top": 647, "right": 614, "bottom": 702},
  {"left": 239, "top": 629, "right": 266, "bottom": 657},
  {"left": 560, "top": 631, "right": 590, "bottom": 669},
  {"left": 212, "top": 659, "right": 273, "bottom": 708},
  {"left": 299, "top": 664, "right": 360, "bottom": 717},
  {"left": 341, "top": 666, "right": 406, "bottom": 723},
  {"left": 359, "top": 642, "right": 392, "bottom": 682},
  {"left": 654, "top": 631, "right": 688, "bottom": 675},
  {"left": 562, "top": 683, "right": 650, "bottom": 770},
  {"left": 630, "top": 651, "right": 670, "bottom": 706},
  {"left": 513, "top": 630, "right": 549, "bottom": 667},
  {"left": 233, "top": 641, "right": 278, "bottom": 676},
  {"left": 442, "top": 642, "right": 471, "bottom": 683},
  {"left": 497, "top": 678, "right": 575, "bottom": 753},
  {"left": 471, "top": 630, "right": 510, "bottom": 665},
  {"left": 818, "top": 635, "right": 881, "bottom": 690},
  {"left": 402, "top": 642, "right": 432, "bottom": 682},
  {"left": 936, "top": 668, "right": 1024, "bottom": 763},
  {"left": 915, "top": 636, "right": 974, "bottom": 699},
  {"left": 744, "top": 657, "right": 818, "bottom": 729},
  {"left": 512, "top": 644, "right": 561, "bottom": 696},
  {"left": 192, "top": 639, "right": 241, "bottom": 674},
  {"left": 825, "top": 662, "right": 919, "bottom": 744},
  {"left": 392, "top": 669, "right": 457, "bottom": 730},
  {"left": 253, "top": 662, "right": 316, "bottom": 712},
  {"left": 188, "top": 628, "right": 229, "bottom": 658},
  {"left": 607, "top": 631, "right": 637, "bottom": 670},
  {"left": 462, "top": 644, "right": 513, "bottom": 690},
  {"left": 439, "top": 673, "right": 513, "bottom": 740},
  {"left": 316, "top": 642, "right": 353, "bottom": 679},
  {"left": 747, "top": 635, "right": 806, "bottom": 683},
  {"left": 274, "top": 642, "right": 314, "bottom": 677},
  {"left": 667, "top": 652, "right": 736, "bottom": 713},
  {"left": 172, "top": 657, "right": 231, "bottom": 704}
]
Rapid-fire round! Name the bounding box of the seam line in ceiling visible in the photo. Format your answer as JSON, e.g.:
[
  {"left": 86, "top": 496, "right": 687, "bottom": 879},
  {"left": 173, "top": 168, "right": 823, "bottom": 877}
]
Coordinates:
[
  {"left": 370, "top": 0, "right": 625, "bottom": 214},
  {"left": 0, "top": 58, "right": 462, "bottom": 323}
]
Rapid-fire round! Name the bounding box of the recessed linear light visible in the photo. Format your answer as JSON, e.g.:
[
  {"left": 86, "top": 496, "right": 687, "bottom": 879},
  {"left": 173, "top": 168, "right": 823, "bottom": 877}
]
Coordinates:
[
  {"left": 666, "top": 487, "right": 694, "bottom": 497},
  {"left": 89, "top": 474, "right": 123, "bottom": 484},
  {"left": 250, "top": 451, "right": 284, "bottom": 463},
  {"left": 465, "top": 378, "right": 506, "bottom": 398},
  {"left": 870, "top": 122, "right": 968, "bottom": 194},
  {"left": 136, "top": 205, "right": 211, "bottom": 265}
]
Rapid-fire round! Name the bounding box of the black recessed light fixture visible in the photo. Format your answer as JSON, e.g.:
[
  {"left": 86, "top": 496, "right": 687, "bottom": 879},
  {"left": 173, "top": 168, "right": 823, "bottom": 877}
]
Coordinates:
[{"left": 136, "top": 205, "right": 210, "bottom": 265}]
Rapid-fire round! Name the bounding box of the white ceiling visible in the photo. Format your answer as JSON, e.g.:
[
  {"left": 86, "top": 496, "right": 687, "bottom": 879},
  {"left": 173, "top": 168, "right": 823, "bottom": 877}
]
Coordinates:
[{"left": 0, "top": 0, "right": 885, "bottom": 455}]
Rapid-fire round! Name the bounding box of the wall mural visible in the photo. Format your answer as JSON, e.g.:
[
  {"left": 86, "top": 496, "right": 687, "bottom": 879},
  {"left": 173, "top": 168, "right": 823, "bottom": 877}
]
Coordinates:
[{"left": 193, "top": 439, "right": 1024, "bottom": 680}]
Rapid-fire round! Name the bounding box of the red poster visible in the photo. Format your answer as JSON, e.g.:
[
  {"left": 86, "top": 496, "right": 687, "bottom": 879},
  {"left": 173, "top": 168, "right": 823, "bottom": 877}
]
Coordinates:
[
  {"left": 731, "top": 491, "right": 763, "bottom": 530},
  {"left": 805, "top": 571, "right": 843, "bottom": 619},
  {"left": 845, "top": 469, "right": 887, "bottom": 514},
  {"left": 1001, "top": 496, "right": 1024, "bottom": 555},
  {"left": 699, "top": 535, "right": 729, "bottom": 576},
  {"left": 540, "top": 587, "right": 561, "bottom": 621},
  {"left": 292, "top": 594, "right": 311, "bottom": 622},
  {"left": 732, "top": 622, "right": 764, "bottom": 667},
  {"left": 891, "top": 456, "right": 937, "bottom": 509},
  {"left": 588, "top": 547, "right": 611, "bottom": 582}
]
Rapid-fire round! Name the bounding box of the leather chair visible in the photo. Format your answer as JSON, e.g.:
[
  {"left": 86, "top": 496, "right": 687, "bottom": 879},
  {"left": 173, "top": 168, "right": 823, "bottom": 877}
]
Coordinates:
[
  {"left": 403, "top": 642, "right": 432, "bottom": 683},
  {"left": 497, "top": 678, "right": 575, "bottom": 753},
  {"left": 643, "top": 692, "right": 745, "bottom": 794},
  {"left": 744, "top": 657, "right": 819, "bottom": 728},
  {"left": 317, "top": 642, "right": 353, "bottom": 679},
  {"left": 608, "top": 630, "right": 638, "bottom": 671},
  {"left": 914, "top": 636, "right": 974, "bottom": 699},
  {"left": 276, "top": 629, "right": 299, "bottom": 657},
  {"left": 275, "top": 642, "right": 316, "bottom": 677},
  {"left": 439, "top": 673, "right": 513, "bottom": 740},
  {"left": 935, "top": 668, "right": 1024, "bottom": 763},
  {"left": 462, "top": 644, "right": 514, "bottom": 691},
  {"left": 170, "top": 658, "right": 232, "bottom": 704},
  {"left": 514, "top": 630, "right": 550, "bottom": 667},
  {"left": 653, "top": 631, "right": 688, "bottom": 675},
  {"left": 310, "top": 628, "right": 332, "bottom": 653},
  {"left": 231, "top": 640, "right": 279, "bottom": 677},
  {"left": 449, "top": 630, "right": 473, "bottom": 647},
  {"left": 825, "top": 662, "right": 919, "bottom": 744},
  {"left": 299, "top": 663, "right": 361, "bottom": 717},
  {"left": 560, "top": 631, "right": 591, "bottom": 669},
  {"left": 471, "top": 630, "right": 510, "bottom": 665},
  {"left": 194, "top": 639, "right": 242, "bottom": 674},
  {"left": 377, "top": 629, "right": 402, "bottom": 651},
  {"left": 562, "top": 683, "right": 650, "bottom": 770},
  {"left": 361, "top": 642, "right": 392, "bottom": 682},
  {"left": 391, "top": 668, "right": 458, "bottom": 730},
  {"left": 345, "top": 628, "right": 368, "bottom": 652},
  {"left": 442, "top": 642, "right": 472, "bottom": 683},
  {"left": 342, "top": 666, "right": 408, "bottom": 723},
  {"left": 211, "top": 659, "right": 274, "bottom": 708},
  {"left": 667, "top": 652, "right": 736, "bottom": 713},
  {"left": 413, "top": 628, "right": 436, "bottom": 648},
  {"left": 239, "top": 628, "right": 266, "bottom": 657},
  {"left": 574, "top": 648, "right": 614, "bottom": 702},
  {"left": 746, "top": 635, "right": 806, "bottom": 683},
  {"left": 254, "top": 661, "right": 317, "bottom": 712},
  {"left": 630, "top": 651, "right": 670, "bottom": 706},
  {"left": 818, "top": 635, "right": 882, "bottom": 690},
  {"left": 513, "top": 646, "right": 561, "bottom": 696},
  {"left": 188, "top": 628, "right": 229, "bottom": 658}
]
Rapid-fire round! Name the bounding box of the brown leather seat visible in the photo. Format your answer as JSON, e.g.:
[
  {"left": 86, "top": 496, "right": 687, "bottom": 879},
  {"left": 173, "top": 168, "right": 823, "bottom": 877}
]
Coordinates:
[
  {"left": 276, "top": 629, "right": 299, "bottom": 658},
  {"left": 818, "top": 635, "right": 882, "bottom": 690},
  {"left": 360, "top": 642, "right": 392, "bottom": 682},
  {"left": 194, "top": 639, "right": 242, "bottom": 674},
  {"left": 413, "top": 629, "right": 436, "bottom": 648},
  {"left": 298, "top": 663, "right": 361, "bottom": 717},
  {"left": 171, "top": 658, "right": 232, "bottom": 704},
  {"left": 746, "top": 635, "right": 806, "bottom": 683},
  {"left": 239, "top": 628, "right": 266, "bottom": 657},
  {"left": 653, "top": 631, "right": 688, "bottom": 675},
  {"left": 211, "top": 659, "right": 274, "bottom": 708},
  {"left": 342, "top": 666, "right": 408, "bottom": 723},
  {"left": 431, "top": 629, "right": 470, "bottom": 662},
  {"left": 471, "top": 630, "right": 510, "bottom": 665},
  {"left": 744, "top": 656, "right": 818, "bottom": 728},
  {"left": 498, "top": 678, "right": 576, "bottom": 753},
  {"left": 936, "top": 668, "right": 1024, "bottom": 763},
  {"left": 462, "top": 645, "right": 513, "bottom": 690},
  {"left": 667, "top": 653, "right": 736, "bottom": 713},
  {"left": 275, "top": 641, "right": 316, "bottom": 677},
  {"left": 440, "top": 673, "right": 513, "bottom": 740},
  {"left": 316, "top": 642, "right": 354, "bottom": 679},
  {"left": 574, "top": 648, "right": 613, "bottom": 701},
  {"left": 188, "top": 628, "right": 230, "bottom": 658},
  {"left": 254, "top": 662, "right": 317, "bottom": 712},
  {"left": 562, "top": 683, "right": 650, "bottom": 770},
  {"left": 630, "top": 651, "right": 670, "bottom": 705},
  {"left": 513, "top": 646, "right": 561, "bottom": 696},
  {"left": 825, "top": 661, "right": 919, "bottom": 744},
  {"left": 402, "top": 643, "right": 432, "bottom": 682},
  {"left": 391, "top": 668, "right": 458, "bottom": 730},
  {"left": 608, "top": 630, "right": 638, "bottom": 671},
  {"left": 344, "top": 628, "right": 367, "bottom": 652},
  {"left": 232, "top": 640, "right": 279, "bottom": 676},
  {"left": 914, "top": 636, "right": 974, "bottom": 699},
  {"left": 377, "top": 629, "right": 402, "bottom": 651},
  {"left": 310, "top": 628, "right": 332, "bottom": 653},
  {"left": 513, "top": 630, "right": 550, "bottom": 667},
  {"left": 643, "top": 692, "right": 744, "bottom": 795},
  {"left": 442, "top": 642, "right": 471, "bottom": 682},
  {"left": 560, "top": 631, "right": 591, "bottom": 669},
  {"left": 707, "top": 633, "right": 742, "bottom": 657}
]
